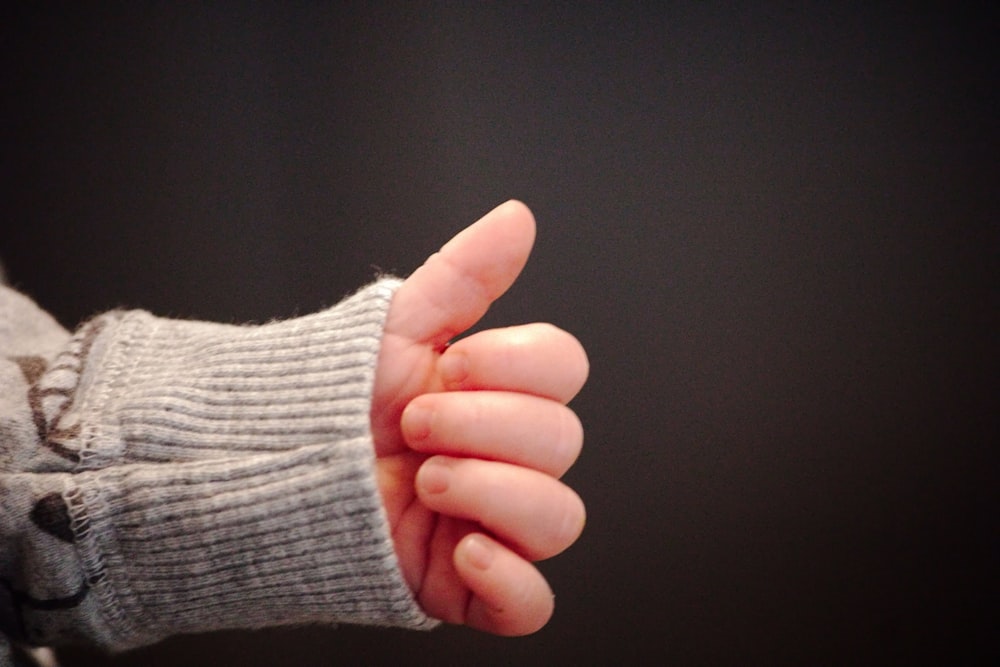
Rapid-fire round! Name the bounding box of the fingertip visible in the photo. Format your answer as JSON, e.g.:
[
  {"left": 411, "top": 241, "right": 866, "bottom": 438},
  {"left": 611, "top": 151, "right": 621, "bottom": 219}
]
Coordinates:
[
  {"left": 401, "top": 399, "right": 433, "bottom": 446},
  {"left": 550, "top": 327, "right": 590, "bottom": 402},
  {"left": 461, "top": 200, "right": 537, "bottom": 299},
  {"left": 494, "top": 199, "right": 536, "bottom": 242},
  {"left": 538, "top": 324, "right": 589, "bottom": 401},
  {"left": 438, "top": 347, "right": 469, "bottom": 389},
  {"left": 459, "top": 533, "right": 497, "bottom": 571},
  {"left": 386, "top": 200, "right": 538, "bottom": 344},
  {"left": 454, "top": 533, "right": 554, "bottom": 636},
  {"left": 555, "top": 407, "right": 586, "bottom": 475},
  {"left": 447, "top": 199, "right": 536, "bottom": 264},
  {"left": 571, "top": 335, "right": 591, "bottom": 397},
  {"left": 416, "top": 456, "right": 454, "bottom": 495},
  {"left": 560, "top": 488, "right": 588, "bottom": 553}
]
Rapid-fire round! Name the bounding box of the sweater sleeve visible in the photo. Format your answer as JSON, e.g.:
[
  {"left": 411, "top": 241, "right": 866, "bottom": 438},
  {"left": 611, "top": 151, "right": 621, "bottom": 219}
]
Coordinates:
[{"left": 0, "top": 280, "right": 436, "bottom": 654}]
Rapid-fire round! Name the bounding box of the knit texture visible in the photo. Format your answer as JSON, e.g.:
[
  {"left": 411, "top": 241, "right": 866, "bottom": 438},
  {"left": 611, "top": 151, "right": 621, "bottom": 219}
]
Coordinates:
[{"left": 1, "top": 279, "right": 436, "bottom": 654}]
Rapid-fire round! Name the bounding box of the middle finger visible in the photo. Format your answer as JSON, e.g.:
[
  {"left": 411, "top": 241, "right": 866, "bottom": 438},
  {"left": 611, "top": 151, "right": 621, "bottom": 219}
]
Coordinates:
[{"left": 402, "top": 391, "right": 583, "bottom": 477}]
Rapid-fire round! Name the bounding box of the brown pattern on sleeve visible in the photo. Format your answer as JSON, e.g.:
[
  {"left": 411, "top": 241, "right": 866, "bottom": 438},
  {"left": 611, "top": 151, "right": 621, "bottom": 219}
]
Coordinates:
[{"left": 9, "top": 317, "right": 108, "bottom": 465}]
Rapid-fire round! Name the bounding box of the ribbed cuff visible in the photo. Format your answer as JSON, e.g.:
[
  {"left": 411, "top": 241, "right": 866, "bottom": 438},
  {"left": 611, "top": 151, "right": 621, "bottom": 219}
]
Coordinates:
[{"left": 61, "top": 279, "right": 436, "bottom": 650}]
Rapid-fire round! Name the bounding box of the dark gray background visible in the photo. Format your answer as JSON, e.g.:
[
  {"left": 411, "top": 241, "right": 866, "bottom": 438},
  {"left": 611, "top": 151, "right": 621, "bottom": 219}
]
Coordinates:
[{"left": 2, "top": 3, "right": 995, "bottom": 665}]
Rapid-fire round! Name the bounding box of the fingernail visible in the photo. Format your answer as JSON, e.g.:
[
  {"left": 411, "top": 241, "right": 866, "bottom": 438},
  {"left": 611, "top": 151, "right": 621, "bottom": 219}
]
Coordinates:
[
  {"left": 463, "top": 535, "right": 495, "bottom": 570},
  {"left": 403, "top": 402, "right": 432, "bottom": 442},
  {"left": 439, "top": 349, "right": 469, "bottom": 388},
  {"left": 418, "top": 460, "right": 451, "bottom": 494}
]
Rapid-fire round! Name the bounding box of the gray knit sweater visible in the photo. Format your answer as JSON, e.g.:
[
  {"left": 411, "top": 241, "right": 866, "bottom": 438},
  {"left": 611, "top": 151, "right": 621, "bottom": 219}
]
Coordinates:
[{"left": 0, "top": 280, "right": 435, "bottom": 661}]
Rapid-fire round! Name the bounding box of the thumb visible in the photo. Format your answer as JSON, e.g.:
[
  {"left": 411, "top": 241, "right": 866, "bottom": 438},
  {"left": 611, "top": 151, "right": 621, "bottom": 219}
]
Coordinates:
[{"left": 384, "top": 200, "right": 536, "bottom": 346}]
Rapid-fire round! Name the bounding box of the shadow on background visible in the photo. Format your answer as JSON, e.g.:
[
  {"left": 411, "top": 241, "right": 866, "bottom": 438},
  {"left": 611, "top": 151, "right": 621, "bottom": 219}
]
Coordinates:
[{"left": 2, "top": 3, "right": 995, "bottom": 665}]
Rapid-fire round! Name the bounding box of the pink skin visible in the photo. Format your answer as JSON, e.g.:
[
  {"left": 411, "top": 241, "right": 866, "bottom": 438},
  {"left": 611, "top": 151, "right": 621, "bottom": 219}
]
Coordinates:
[{"left": 369, "top": 201, "right": 588, "bottom": 636}]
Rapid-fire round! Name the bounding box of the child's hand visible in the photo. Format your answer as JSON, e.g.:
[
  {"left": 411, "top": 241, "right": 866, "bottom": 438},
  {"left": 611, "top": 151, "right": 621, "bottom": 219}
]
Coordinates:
[{"left": 370, "top": 201, "right": 588, "bottom": 635}]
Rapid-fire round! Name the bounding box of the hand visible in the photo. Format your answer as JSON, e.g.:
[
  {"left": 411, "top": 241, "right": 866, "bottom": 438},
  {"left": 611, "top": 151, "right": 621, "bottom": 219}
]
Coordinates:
[{"left": 370, "top": 201, "right": 588, "bottom": 635}]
